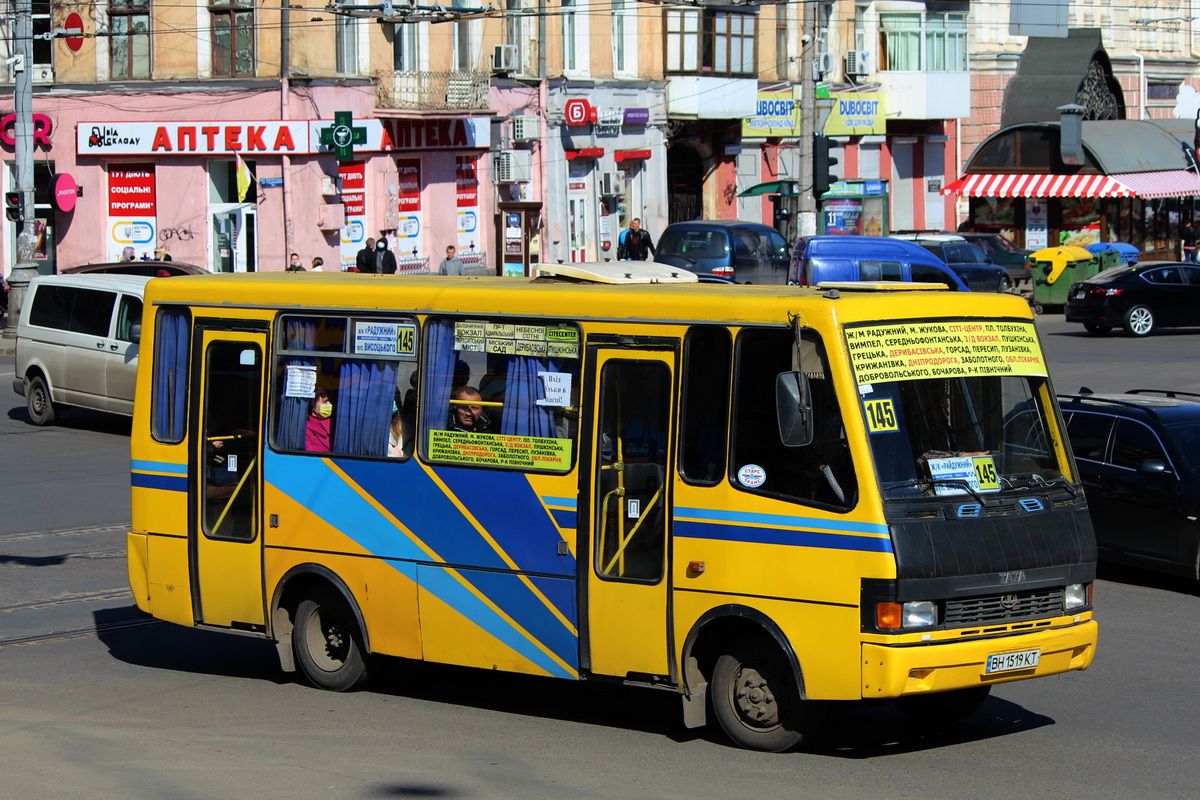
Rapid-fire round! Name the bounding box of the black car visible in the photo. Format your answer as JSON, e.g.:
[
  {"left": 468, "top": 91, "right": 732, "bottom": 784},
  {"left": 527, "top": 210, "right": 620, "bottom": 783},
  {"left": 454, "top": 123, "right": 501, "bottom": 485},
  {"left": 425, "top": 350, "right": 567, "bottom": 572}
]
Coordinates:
[
  {"left": 1065, "top": 261, "right": 1200, "bottom": 336},
  {"left": 654, "top": 220, "right": 790, "bottom": 284},
  {"left": 891, "top": 235, "right": 1012, "bottom": 292},
  {"left": 1059, "top": 389, "right": 1200, "bottom": 579},
  {"left": 950, "top": 232, "right": 1033, "bottom": 284}
]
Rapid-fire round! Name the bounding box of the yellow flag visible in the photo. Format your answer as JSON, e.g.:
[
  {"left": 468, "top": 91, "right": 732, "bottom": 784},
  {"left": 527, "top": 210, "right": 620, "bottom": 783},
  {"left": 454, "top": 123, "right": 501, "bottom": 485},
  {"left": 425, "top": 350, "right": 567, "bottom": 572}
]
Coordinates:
[{"left": 235, "top": 152, "right": 252, "bottom": 202}]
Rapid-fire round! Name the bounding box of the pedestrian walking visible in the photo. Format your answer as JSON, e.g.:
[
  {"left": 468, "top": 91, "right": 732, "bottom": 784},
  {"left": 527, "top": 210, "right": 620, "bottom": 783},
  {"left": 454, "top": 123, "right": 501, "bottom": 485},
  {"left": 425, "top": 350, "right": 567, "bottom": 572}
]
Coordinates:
[
  {"left": 438, "top": 245, "right": 467, "bottom": 275},
  {"left": 354, "top": 238, "right": 375, "bottom": 273},
  {"left": 373, "top": 237, "right": 398, "bottom": 274},
  {"left": 617, "top": 218, "right": 656, "bottom": 261},
  {"left": 1182, "top": 220, "right": 1197, "bottom": 263}
]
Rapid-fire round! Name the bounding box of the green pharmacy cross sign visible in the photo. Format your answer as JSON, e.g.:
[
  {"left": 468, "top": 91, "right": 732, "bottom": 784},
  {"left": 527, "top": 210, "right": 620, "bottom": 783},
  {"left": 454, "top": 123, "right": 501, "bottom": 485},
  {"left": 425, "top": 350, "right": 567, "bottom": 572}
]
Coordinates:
[{"left": 319, "top": 111, "right": 367, "bottom": 162}]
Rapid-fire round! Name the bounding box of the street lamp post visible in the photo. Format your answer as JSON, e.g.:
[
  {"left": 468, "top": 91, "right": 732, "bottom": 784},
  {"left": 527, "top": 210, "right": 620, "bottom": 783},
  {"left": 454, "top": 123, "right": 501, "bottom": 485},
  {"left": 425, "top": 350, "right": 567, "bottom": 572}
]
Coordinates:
[{"left": 4, "top": 0, "right": 38, "bottom": 335}]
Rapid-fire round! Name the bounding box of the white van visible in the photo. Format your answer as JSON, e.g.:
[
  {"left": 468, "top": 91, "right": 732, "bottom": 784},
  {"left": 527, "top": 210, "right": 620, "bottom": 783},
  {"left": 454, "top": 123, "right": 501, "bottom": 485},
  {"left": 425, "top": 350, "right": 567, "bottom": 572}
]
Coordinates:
[{"left": 12, "top": 274, "right": 151, "bottom": 425}]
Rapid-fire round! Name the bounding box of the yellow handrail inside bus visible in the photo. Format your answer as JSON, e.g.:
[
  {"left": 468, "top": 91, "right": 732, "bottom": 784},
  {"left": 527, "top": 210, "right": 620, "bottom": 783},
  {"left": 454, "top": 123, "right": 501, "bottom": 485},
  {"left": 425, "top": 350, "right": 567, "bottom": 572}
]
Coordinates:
[{"left": 210, "top": 456, "right": 257, "bottom": 536}]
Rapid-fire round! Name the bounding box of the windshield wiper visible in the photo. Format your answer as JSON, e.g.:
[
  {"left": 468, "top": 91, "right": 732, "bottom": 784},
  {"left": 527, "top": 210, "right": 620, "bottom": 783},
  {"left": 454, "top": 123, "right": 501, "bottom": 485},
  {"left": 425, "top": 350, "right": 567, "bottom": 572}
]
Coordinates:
[{"left": 882, "top": 478, "right": 986, "bottom": 505}]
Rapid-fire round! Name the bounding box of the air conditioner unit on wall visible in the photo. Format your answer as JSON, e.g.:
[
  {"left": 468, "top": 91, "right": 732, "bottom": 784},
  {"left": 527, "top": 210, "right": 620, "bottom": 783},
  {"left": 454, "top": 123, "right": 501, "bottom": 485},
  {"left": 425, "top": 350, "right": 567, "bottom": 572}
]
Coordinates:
[
  {"left": 511, "top": 115, "right": 540, "bottom": 143},
  {"left": 845, "top": 49, "right": 871, "bottom": 76},
  {"left": 598, "top": 172, "right": 622, "bottom": 196},
  {"left": 493, "top": 44, "right": 519, "bottom": 74},
  {"left": 494, "top": 149, "right": 533, "bottom": 183},
  {"left": 813, "top": 52, "right": 834, "bottom": 77}
]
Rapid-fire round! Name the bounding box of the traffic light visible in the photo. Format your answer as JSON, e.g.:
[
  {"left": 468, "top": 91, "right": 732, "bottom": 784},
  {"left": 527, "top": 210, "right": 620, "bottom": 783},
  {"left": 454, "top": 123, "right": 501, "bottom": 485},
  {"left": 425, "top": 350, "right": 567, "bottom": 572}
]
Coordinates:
[
  {"left": 4, "top": 191, "right": 20, "bottom": 222},
  {"left": 813, "top": 136, "right": 839, "bottom": 199}
]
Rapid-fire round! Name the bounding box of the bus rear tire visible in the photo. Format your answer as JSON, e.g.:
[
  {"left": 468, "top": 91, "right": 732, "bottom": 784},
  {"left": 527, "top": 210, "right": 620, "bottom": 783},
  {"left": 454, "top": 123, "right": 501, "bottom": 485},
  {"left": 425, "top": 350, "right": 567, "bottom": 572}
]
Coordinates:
[
  {"left": 293, "top": 590, "right": 368, "bottom": 692},
  {"left": 711, "top": 638, "right": 822, "bottom": 752},
  {"left": 895, "top": 685, "right": 991, "bottom": 724}
]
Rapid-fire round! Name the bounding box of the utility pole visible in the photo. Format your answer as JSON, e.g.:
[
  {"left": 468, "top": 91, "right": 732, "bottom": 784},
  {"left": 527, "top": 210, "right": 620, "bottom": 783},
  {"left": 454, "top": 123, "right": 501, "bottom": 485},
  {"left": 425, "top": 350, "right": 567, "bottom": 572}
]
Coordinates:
[
  {"left": 797, "top": 0, "right": 817, "bottom": 238},
  {"left": 4, "top": 0, "right": 37, "bottom": 335}
]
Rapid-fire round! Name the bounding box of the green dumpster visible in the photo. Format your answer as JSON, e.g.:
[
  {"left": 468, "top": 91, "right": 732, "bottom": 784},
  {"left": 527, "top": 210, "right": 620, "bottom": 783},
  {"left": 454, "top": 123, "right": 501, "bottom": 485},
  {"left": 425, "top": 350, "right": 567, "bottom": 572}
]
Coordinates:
[{"left": 1028, "top": 246, "right": 1099, "bottom": 313}]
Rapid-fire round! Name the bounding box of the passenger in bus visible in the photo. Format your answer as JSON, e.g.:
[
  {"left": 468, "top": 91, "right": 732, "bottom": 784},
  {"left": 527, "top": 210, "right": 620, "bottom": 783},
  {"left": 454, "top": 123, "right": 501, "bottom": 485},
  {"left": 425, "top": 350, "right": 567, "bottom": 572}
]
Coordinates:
[
  {"left": 305, "top": 390, "right": 333, "bottom": 451},
  {"left": 449, "top": 385, "right": 492, "bottom": 433},
  {"left": 388, "top": 404, "right": 407, "bottom": 458}
]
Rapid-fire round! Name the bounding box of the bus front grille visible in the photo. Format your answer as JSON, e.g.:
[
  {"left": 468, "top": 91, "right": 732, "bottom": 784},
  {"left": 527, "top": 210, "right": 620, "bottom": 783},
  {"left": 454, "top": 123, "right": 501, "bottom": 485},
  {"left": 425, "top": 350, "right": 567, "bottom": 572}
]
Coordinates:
[{"left": 944, "top": 588, "right": 1064, "bottom": 625}]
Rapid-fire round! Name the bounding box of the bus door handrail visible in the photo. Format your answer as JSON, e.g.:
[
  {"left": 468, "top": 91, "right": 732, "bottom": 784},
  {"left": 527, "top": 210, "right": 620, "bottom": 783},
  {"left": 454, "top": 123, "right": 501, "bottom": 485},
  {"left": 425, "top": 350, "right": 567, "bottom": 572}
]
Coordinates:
[{"left": 210, "top": 456, "right": 257, "bottom": 537}]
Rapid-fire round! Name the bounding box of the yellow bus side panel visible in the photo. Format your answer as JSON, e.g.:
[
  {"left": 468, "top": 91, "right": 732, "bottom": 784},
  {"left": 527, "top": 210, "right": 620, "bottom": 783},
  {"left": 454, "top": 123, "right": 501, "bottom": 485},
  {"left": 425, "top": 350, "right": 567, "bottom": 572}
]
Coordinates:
[
  {"left": 127, "top": 532, "right": 150, "bottom": 613},
  {"left": 862, "top": 620, "right": 1098, "bottom": 698},
  {"left": 145, "top": 533, "right": 195, "bottom": 626}
]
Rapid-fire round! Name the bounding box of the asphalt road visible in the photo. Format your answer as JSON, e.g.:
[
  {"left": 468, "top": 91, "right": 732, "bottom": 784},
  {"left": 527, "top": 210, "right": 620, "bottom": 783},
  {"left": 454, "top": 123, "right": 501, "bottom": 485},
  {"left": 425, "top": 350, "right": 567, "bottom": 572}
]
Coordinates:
[{"left": 1, "top": 316, "right": 1198, "bottom": 799}]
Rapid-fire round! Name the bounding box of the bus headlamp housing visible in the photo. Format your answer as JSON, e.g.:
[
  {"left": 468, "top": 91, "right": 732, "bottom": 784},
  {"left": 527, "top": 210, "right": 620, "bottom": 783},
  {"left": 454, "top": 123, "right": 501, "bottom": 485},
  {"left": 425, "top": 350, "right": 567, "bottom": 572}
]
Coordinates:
[
  {"left": 876, "top": 600, "right": 937, "bottom": 630},
  {"left": 1064, "top": 582, "right": 1088, "bottom": 610}
]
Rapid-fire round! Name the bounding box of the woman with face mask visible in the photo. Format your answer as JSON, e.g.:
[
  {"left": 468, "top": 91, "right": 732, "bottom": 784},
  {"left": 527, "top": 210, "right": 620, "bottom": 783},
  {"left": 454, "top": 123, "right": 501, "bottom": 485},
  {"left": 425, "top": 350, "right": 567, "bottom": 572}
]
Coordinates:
[
  {"left": 305, "top": 390, "right": 333, "bottom": 452},
  {"left": 375, "top": 237, "right": 398, "bottom": 275}
]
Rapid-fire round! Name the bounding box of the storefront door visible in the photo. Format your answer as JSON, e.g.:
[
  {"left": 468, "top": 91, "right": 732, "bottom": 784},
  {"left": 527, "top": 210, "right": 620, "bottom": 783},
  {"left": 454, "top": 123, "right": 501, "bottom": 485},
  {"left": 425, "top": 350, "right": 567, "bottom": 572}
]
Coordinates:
[{"left": 209, "top": 204, "right": 256, "bottom": 272}]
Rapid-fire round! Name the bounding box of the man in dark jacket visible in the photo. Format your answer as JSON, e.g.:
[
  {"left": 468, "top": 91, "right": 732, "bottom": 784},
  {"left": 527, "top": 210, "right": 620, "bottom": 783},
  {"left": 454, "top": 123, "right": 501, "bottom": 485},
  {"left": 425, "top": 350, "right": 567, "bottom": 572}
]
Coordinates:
[
  {"left": 617, "top": 218, "right": 655, "bottom": 261},
  {"left": 354, "top": 238, "right": 375, "bottom": 272},
  {"left": 373, "top": 237, "right": 398, "bottom": 274}
]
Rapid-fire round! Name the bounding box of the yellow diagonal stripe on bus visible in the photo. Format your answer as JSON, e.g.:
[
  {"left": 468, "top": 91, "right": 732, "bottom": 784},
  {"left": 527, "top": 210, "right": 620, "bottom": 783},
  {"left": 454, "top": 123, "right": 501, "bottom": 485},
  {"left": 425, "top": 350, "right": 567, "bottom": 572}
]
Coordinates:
[{"left": 323, "top": 459, "right": 579, "bottom": 677}]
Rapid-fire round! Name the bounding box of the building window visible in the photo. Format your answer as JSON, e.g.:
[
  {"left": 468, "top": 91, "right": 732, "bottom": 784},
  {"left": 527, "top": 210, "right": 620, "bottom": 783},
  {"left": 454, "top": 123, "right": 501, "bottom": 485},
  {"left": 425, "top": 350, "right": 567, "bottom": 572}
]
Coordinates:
[
  {"left": 210, "top": 1, "right": 254, "bottom": 78},
  {"left": 665, "top": 8, "right": 756, "bottom": 76},
  {"left": 506, "top": 0, "right": 524, "bottom": 71},
  {"left": 563, "top": 0, "right": 589, "bottom": 74},
  {"left": 1148, "top": 82, "right": 1179, "bottom": 101},
  {"left": 775, "top": 14, "right": 789, "bottom": 78},
  {"left": 111, "top": 1, "right": 151, "bottom": 80},
  {"left": 453, "top": 0, "right": 474, "bottom": 71},
  {"left": 880, "top": 11, "right": 966, "bottom": 72},
  {"left": 613, "top": 0, "right": 637, "bottom": 75},
  {"left": 393, "top": 22, "right": 419, "bottom": 72},
  {"left": 335, "top": 14, "right": 358, "bottom": 75},
  {"left": 31, "top": 0, "right": 52, "bottom": 69}
]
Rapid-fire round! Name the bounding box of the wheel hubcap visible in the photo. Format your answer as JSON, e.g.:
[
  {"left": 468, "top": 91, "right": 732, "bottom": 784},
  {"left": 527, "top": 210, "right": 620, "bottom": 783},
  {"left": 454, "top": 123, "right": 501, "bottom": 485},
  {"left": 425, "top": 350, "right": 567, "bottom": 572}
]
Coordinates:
[
  {"left": 1131, "top": 309, "right": 1152, "bottom": 334},
  {"left": 733, "top": 665, "right": 780, "bottom": 729},
  {"left": 304, "top": 608, "right": 348, "bottom": 672}
]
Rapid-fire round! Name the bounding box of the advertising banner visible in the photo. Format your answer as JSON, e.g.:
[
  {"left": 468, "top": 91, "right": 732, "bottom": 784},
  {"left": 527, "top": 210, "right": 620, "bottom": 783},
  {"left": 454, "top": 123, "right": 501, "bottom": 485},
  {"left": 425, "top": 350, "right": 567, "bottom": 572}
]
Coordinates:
[
  {"left": 824, "top": 93, "right": 886, "bottom": 136},
  {"left": 394, "top": 158, "right": 423, "bottom": 262},
  {"left": 741, "top": 88, "right": 802, "bottom": 138},
  {"left": 107, "top": 164, "right": 157, "bottom": 261},
  {"left": 339, "top": 161, "right": 366, "bottom": 271},
  {"left": 455, "top": 156, "right": 480, "bottom": 255}
]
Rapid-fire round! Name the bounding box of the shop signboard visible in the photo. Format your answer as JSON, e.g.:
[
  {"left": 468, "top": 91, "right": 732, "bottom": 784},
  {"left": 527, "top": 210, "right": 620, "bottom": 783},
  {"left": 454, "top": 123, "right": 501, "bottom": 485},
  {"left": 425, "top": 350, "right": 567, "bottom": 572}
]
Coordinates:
[
  {"left": 741, "top": 88, "right": 802, "bottom": 138},
  {"left": 107, "top": 164, "right": 157, "bottom": 261},
  {"left": 823, "top": 93, "right": 886, "bottom": 136}
]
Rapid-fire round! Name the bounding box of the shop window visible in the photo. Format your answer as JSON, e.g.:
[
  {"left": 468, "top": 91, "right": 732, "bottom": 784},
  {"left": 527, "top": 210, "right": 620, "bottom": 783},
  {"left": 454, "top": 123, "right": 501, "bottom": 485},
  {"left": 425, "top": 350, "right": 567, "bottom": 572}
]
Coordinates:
[
  {"left": 880, "top": 11, "right": 966, "bottom": 72},
  {"left": 421, "top": 317, "right": 581, "bottom": 472},
  {"left": 210, "top": 1, "right": 255, "bottom": 78},
  {"left": 273, "top": 315, "right": 420, "bottom": 459},
  {"left": 731, "top": 329, "right": 856, "bottom": 510},
  {"left": 665, "top": 8, "right": 756, "bottom": 77},
  {"left": 111, "top": 1, "right": 151, "bottom": 79}
]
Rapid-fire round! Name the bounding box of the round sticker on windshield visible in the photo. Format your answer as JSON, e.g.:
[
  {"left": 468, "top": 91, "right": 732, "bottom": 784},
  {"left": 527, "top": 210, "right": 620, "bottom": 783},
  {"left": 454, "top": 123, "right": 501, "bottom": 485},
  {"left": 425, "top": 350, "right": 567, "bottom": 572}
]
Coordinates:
[{"left": 738, "top": 464, "right": 766, "bottom": 487}]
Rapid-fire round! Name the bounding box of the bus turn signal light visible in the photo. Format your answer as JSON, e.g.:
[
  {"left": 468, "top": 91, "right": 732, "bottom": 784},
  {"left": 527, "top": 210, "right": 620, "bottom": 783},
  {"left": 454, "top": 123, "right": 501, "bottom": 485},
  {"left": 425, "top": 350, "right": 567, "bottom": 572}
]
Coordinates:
[{"left": 876, "top": 602, "right": 902, "bottom": 630}]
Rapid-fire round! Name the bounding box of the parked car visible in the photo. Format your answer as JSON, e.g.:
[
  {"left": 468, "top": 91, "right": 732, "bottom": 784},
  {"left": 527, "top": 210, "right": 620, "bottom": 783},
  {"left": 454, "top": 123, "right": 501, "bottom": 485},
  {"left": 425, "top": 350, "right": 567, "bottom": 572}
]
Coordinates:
[
  {"left": 789, "top": 235, "right": 969, "bottom": 291},
  {"left": 1064, "top": 261, "right": 1200, "bottom": 337},
  {"left": 12, "top": 274, "right": 151, "bottom": 425},
  {"left": 654, "top": 220, "right": 790, "bottom": 283},
  {"left": 1059, "top": 389, "right": 1200, "bottom": 579},
  {"left": 892, "top": 233, "right": 1012, "bottom": 292},
  {"left": 949, "top": 232, "right": 1034, "bottom": 284},
  {"left": 62, "top": 260, "right": 209, "bottom": 277}
]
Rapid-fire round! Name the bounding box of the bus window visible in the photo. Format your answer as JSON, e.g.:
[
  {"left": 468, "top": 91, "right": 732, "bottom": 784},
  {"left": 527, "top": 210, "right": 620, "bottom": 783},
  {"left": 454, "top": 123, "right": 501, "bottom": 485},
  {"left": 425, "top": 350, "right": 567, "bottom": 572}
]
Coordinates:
[
  {"left": 202, "top": 341, "right": 261, "bottom": 541},
  {"left": 731, "top": 329, "right": 856, "bottom": 509},
  {"left": 680, "top": 326, "right": 731, "bottom": 484},
  {"left": 151, "top": 307, "right": 191, "bottom": 443},
  {"left": 272, "top": 315, "right": 419, "bottom": 459},
  {"left": 420, "top": 317, "right": 581, "bottom": 471}
]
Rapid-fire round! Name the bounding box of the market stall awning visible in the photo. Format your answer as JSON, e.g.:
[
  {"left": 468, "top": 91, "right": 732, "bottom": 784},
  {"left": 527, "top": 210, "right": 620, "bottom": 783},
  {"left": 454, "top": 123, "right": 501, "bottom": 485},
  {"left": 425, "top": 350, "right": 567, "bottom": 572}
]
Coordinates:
[
  {"left": 942, "top": 170, "right": 1200, "bottom": 199},
  {"left": 940, "top": 173, "right": 1135, "bottom": 198},
  {"left": 738, "top": 180, "right": 800, "bottom": 197},
  {"left": 1107, "top": 170, "right": 1200, "bottom": 199}
]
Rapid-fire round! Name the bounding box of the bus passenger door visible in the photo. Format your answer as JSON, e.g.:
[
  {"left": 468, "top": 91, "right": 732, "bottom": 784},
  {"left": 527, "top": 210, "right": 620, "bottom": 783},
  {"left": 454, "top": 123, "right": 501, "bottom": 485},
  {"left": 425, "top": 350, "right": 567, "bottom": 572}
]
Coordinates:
[
  {"left": 584, "top": 350, "right": 674, "bottom": 680},
  {"left": 191, "top": 329, "right": 267, "bottom": 630}
]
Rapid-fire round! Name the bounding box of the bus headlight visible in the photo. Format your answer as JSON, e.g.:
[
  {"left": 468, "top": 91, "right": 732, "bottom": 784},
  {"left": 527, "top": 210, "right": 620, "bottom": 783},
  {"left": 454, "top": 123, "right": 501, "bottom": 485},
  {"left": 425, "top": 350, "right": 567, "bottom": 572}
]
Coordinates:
[
  {"left": 1064, "top": 583, "right": 1088, "bottom": 610},
  {"left": 876, "top": 600, "right": 938, "bottom": 630}
]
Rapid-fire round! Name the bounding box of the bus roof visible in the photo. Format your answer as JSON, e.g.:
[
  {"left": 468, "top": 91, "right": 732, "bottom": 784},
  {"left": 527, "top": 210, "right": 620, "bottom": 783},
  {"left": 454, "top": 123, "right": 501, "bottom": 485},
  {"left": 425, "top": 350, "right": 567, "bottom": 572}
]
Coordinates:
[{"left": 143, "top": 272, "right": 1035, "bottom": 328}]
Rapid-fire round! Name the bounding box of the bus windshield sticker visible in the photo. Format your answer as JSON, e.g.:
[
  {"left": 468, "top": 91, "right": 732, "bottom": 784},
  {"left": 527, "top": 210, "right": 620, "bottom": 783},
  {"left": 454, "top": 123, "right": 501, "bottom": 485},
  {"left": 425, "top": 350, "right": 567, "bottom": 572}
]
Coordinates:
[
  {"left": 429, "top": 430, "right": 572, "bottom": 470},
  {"left": 353, "top": 321, "right": 416, "bottom": 358},
  {"left": 863, "top": 398, "right": 898, "bottom": 432},
  {"left": 927, "top": 455, "right": 1001, "bottom": 495},
  {"left": 844, "top": 321, "right": 1046, "bottom": 384},
  {"left": 738, "top": 464, "right": 766, "bottom": 487},
  {"left": 537, "top": 371, "right": 572, "bottom": 406},
  {"left": 284, "top": 364, "right": 317, "bottom": 398}
]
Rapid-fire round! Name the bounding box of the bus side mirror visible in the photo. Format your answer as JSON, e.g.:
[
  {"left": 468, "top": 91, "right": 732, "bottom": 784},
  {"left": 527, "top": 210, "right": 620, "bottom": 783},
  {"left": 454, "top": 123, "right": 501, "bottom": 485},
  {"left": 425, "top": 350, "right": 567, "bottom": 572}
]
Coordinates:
[{"left": 776, "top": 371, "right": 814, "bottom": 447}]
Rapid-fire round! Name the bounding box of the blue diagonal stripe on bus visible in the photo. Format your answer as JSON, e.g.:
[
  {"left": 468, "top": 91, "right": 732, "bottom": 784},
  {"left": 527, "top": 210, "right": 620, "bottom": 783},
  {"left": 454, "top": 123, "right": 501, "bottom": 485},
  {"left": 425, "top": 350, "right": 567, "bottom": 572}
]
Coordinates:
[
  {"left": 673, "top": 507, "right": 893, "bottom": 553},
  {"left": 131, "top": 459, "right": 189, "bottom": 475},
  {"left": 674, "top": 507, "right": 889, "bottom": 536},
  {"left": 131, "top": 472, "right": 188, "bottom": 492},
  {"left": 266, "top": 451, "right": 578, "bottom": 674}
]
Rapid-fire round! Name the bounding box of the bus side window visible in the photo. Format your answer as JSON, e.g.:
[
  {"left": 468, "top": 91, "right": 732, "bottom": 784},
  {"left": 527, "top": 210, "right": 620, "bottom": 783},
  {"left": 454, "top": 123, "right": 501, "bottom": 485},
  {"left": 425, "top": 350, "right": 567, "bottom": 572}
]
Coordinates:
[
  {"left": 152, "top": 307, "right": 191, "bottom": 444},
  {"left": 680, "top": 326, "right": 731, "bottom": 484},
  {"left": 731, "top": 329, "right": 856, "bottom": 510}
]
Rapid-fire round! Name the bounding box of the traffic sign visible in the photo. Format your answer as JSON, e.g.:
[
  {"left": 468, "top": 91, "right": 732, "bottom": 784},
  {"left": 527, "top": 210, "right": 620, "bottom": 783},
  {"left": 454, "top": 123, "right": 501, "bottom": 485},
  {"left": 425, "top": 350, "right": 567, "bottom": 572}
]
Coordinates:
[{"left": 65, "top": 13, "right": 84, "bottom": 52}]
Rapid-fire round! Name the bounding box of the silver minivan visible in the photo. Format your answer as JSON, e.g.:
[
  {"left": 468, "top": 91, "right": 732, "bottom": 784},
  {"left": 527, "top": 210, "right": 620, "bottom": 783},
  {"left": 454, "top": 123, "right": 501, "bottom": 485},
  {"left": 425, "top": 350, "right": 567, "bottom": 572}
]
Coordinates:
[{"left": 13, "top": 274, "right": 150, "bottom": 424}]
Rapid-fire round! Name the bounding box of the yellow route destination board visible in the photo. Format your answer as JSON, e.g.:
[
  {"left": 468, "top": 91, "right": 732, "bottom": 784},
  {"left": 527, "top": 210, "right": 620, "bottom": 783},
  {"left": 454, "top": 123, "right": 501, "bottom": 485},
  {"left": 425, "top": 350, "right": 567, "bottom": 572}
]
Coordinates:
[
  {"left": 429, "top": 429, "right": 572, "bottom": 470},
  {"left": 844, "top": 320, "right": 1046, "bottom": 384}
]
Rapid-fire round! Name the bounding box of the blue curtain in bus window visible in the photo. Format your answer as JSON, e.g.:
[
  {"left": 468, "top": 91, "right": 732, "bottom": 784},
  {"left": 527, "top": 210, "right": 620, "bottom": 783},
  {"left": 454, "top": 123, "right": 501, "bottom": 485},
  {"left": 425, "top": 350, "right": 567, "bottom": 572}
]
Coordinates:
[
  {"left": 332, "top": 359, "right": 397, "bottom": 456},
  {"left": 500, "top": 355, "right": 556, "bottom": 437},
  {"left": 152, "top": 309, "right": 190, "bottom": 442},
  {"left": 423, "top": 320, "right": 458, "bottom": 432},
  {"left": 277, "top": 319, "right": 316, "bottom": 450}
]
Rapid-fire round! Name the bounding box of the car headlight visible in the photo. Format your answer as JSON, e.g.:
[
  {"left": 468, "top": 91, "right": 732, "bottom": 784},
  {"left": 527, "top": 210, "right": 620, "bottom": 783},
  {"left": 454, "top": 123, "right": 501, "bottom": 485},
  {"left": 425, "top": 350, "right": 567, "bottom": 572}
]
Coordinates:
[{"left": 1064, "top": 583, "right": 1089, "bottom": 610}]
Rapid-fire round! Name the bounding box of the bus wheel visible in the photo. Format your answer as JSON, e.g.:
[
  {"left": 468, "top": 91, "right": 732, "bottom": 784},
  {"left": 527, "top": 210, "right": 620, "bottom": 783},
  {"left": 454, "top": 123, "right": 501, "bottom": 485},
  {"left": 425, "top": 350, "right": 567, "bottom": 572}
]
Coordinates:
[
  {"left": 25, "top": 375, "right": 56, "bottom": 426},
  {"left": 711, "top": 639, "right": 822, "bottom": 752},
  {"left": 895, "top": 686, "right": 991, "bottom": 724},
  {"left": 293, "top": 590, "right": 368, "bottom": 692}
]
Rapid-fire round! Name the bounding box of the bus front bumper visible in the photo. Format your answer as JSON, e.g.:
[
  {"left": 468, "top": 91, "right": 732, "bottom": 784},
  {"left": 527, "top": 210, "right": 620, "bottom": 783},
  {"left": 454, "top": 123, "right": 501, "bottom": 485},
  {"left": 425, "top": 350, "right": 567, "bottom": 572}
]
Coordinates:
[{"left": 861, "top": 619, "right": 1098, "bottom": 699}]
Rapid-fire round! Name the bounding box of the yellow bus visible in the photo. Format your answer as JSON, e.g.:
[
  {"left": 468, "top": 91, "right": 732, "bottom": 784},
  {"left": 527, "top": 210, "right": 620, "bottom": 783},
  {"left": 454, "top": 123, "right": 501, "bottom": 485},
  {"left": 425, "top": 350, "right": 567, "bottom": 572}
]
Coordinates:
[{"left": 127, "top": 264, "right": 1097, "bottom": 752}]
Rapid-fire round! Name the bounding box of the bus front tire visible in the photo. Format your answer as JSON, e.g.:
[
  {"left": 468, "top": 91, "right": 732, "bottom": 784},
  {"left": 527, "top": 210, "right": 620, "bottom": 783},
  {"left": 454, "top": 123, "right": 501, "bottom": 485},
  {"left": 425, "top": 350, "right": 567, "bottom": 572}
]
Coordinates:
[
  {"left": 711, "top": 639, "right": 822, "bottom": 752},
  {"left": 894, "top": 685, "right": 991, "bottom": 724},
  {"left": 293, "top": 590, "right": 368, "bottom": 692},
  {"left": 25, "top": 375, "right": 56, "bottom": 426}
]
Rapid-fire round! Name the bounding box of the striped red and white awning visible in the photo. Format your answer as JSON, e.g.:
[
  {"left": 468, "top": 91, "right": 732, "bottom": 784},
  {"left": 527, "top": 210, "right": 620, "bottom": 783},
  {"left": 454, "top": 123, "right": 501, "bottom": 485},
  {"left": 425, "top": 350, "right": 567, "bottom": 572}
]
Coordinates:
[
  {"left": 1108, "top": 170, "right": 1200, "bottom": 199},
  {"left": 940, "top": 173, "right": 1136, "bottom": 198}
]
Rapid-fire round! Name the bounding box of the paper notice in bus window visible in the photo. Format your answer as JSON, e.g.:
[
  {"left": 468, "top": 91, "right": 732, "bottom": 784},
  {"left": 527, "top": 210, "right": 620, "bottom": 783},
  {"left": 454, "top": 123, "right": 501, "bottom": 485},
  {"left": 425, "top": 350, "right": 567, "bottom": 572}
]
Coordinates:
[
  {"left": 927, "top": 455, "right": 1000, "bottom": 495},
  {"left": 537, "top": 371, "right": 571, "bottom": 406},
  {"left": 844, "top": 321, "right": 1047, "bottom": 384},
  {"left": 284, "top": 364, "right": 317, "bottom": 398},
  {"left": 428, "top": 430, "right": 572, "bottom": 470}
]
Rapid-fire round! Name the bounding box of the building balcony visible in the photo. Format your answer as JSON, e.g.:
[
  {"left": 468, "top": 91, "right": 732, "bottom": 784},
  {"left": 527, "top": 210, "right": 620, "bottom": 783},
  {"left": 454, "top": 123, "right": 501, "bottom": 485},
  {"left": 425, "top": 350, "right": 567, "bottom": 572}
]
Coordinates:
[{"left": 376, "top": 70, "right": 491, "bottom": 112}]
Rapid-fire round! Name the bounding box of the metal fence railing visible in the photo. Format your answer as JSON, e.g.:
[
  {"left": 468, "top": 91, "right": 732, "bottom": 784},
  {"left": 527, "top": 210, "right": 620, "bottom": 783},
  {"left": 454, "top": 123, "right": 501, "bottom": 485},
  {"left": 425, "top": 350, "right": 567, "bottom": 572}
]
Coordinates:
[
  {"left": 392, "top": 253, "right": 491, "bottom": 276},
  {"left": 375, "top": 70, "right": 490, "bottom": 111}
]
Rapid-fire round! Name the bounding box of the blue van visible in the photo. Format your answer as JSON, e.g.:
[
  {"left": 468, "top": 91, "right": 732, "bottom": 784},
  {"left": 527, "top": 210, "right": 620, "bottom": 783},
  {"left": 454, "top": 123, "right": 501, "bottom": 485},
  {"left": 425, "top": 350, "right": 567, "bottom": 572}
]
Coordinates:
[{"left": 788, "top": 235, "right": 969, "bottom": 291}]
